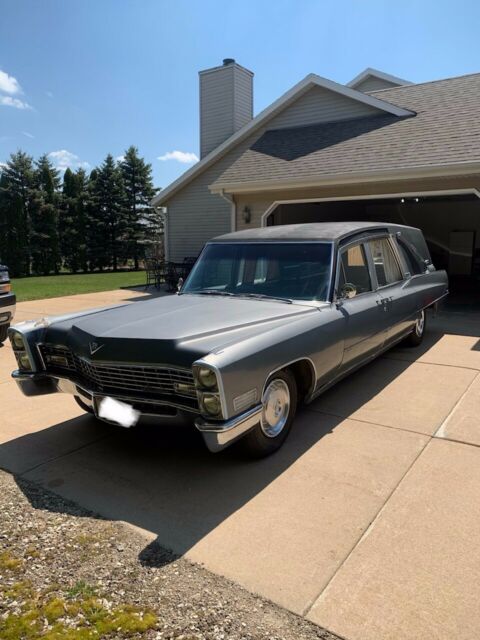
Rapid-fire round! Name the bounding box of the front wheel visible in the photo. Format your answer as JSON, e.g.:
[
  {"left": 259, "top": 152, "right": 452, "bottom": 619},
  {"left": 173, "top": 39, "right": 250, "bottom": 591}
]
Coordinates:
[
  {"left": 241, "top": 369, "right": 297, "bottom": 458},
  {"left": 403, "top": 309, "right": 426, "bottom": 347}
]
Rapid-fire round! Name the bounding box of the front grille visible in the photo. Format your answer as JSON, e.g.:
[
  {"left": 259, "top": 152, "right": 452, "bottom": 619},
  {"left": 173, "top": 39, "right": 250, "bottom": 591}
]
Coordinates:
[{"left": 39, "top": 344, "right": 197, "bottom": 405}]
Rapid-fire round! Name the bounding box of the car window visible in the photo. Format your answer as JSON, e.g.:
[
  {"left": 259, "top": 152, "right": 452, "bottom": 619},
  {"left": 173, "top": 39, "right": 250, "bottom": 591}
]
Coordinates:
[
  {"left": 368, "top": 238, "right": 403, "bottom": 286},
  {"left": 183, "top": 242, "right": 333, "bottom": 301},
  {"left": 397, "top": 240, "right": 423, "bottom": 275},
  {"left": 338, "top": 244, "right": 372, "bottom": 294}
]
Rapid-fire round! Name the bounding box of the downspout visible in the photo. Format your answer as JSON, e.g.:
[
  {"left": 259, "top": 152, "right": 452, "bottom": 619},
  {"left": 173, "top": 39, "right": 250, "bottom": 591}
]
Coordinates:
[
  {"left": 155, "top": 205, "right": 169, "bottom": 261},
  {"left": 219, "top": 189, "right": 236, "bottom": 232}
]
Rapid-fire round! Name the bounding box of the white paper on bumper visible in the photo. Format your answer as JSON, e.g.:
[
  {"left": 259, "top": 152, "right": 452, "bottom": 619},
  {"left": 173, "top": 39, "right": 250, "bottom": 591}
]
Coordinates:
[{"left": 98, "top": 396, "right": 140, "bottom": 428}]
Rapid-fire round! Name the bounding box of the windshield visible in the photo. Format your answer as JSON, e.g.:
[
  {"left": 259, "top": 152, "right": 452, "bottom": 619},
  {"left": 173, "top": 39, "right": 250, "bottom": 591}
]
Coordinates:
[{"left": 182, "top": 242, "right": 332, "bottom": 301}]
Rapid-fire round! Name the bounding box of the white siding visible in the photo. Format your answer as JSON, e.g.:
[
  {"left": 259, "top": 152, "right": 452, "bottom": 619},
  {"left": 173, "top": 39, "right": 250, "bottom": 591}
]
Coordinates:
[
  {"left": 166, "top": 85, "right": 384, "bottom": 260},
  {"left": 269, "top": 85, "right": 380, "bottom": 129}
]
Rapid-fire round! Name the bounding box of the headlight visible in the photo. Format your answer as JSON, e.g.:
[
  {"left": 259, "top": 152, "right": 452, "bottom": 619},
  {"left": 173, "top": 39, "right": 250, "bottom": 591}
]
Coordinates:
[
  {"left": 16, "top": 352, "right": 32, "bottom": 371},
  {"left": 0, "top": 271, "right": 9, "bottom": 283},
  {"left": 196, "top": 366, "right": 218, "bottom": 390},
  {"left": 200, "top": 393, "right": 222, "bottom": 417},
  {"left": 10, "top": 331, "right": 25, "bottom": 351}
]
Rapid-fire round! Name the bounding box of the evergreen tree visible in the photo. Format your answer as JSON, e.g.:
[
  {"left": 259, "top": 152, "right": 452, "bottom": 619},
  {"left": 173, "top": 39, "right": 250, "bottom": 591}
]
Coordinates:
[
  {"left": 30, "top": 154, "right": 61, "bottom": 275},
  {"left": 120, "top": 146, "right": 159, "bottom": 269},
  {"left": 0, "top": 151, "right": 36, "bottom": 276},
  {"left": 59, "top": 168, "right": 88, "bottom": 272},
  {"left": 87, "top": 156, "right": 126, "bottom": 271}
]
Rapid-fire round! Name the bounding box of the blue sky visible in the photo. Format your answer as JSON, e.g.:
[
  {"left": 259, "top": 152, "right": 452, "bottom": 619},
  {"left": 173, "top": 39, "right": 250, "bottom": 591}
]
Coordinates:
[{"left": 1, "top": 0, "right": 479, "bottom": 188}]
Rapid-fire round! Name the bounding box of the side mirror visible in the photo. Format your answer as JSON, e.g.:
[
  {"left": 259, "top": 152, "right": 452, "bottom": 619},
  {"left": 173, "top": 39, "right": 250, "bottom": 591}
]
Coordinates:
[
  {"left": 340, "top": 283, "right": 357, "bottom": 299},
  {"left": 177, "top": 277, "right": 184, "bottom": 292}
]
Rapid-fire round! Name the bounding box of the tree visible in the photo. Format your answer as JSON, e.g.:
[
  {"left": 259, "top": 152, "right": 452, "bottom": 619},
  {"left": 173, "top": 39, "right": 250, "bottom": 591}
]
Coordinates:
[
  {"left": 120, "top": 146, "right": 159, "bottom": 269},
  {"left": 30, "top": 154, "right": 61, "bottom": 275},
  {"left": 0, "top": 151, "right": 36, "bottom": 276},
  {"left": 59, "top": 168, "right": 88, "bottom": 273},
  {"left": 87, "top": 156, "right": 126, "bottom": 271}
]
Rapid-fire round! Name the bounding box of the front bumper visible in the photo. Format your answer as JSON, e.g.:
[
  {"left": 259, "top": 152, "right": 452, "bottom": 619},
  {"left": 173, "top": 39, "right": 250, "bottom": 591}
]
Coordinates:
[
  {"left": 12, "top": 370, "right": 195, "bottom": 423},
  {"left": 0, "top": 292, "right": 16, "bottom": 325},
  {"left": 12, "top": 369, "right": 263, "bottom": 453},
  {"left": 195, "top": 405, "right": 262, "bottom": 453},
  {"left": 12, "top": 370, "right": 262, "bottom": 453}
]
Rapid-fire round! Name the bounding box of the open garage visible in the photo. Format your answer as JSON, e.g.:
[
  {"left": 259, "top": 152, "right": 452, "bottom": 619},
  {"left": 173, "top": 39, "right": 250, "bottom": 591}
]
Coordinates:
[{"left": 261, "top": 190, "right": 480, "bottom": 305}]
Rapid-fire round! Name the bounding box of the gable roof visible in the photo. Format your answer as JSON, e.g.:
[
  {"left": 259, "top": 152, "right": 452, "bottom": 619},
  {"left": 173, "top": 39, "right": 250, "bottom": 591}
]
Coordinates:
[
  {"left": 347, "top": 67, "right": 412, "bottom": 90},
  {"left": 153, "top": 74, "right": 414, "bottom": 206},
  {"left": 210, "top": 73, "right": 480, "bottom": 193}
]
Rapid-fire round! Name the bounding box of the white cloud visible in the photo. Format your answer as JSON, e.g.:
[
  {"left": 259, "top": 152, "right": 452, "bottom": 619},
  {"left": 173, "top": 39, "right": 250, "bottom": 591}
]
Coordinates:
[
  {"left": 157, "top": 150, "right": 199, "bottom": 164},
  {"left": 115, "top": 155, "right": 125, "bottom": 163},
  {"left": 0, "top": 69, "right": 21, "bottom": 95},
  {"left": 22, "top": 131, "right": 34, "bottom": 139},
  {"left": 48, "top": 149, "right": 90, "bottom": 173},
  {"left": 0, "top": 96, "right": 32, "bottom": 110}
]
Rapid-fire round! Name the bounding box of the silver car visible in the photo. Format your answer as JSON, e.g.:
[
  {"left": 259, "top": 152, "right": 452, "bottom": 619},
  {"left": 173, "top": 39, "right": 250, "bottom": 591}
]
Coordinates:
[{"left": 9, "top": 222, "right": 448, "bottom": 457}]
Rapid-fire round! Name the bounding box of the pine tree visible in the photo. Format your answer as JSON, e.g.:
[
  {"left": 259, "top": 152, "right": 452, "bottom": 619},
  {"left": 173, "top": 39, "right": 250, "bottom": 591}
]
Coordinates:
[
  {"left": 120, "top": 146, "right": 159, "bottom": 269},
  {"left": 30, "top": 154, "right": 61, "bottom": 275},
  {"left": 0, "top": 151, "right": 36, "bottom": 276},
  {"left": 87, "top": 156, "right": 126, "bottom": 271},
  {"left": 59, "top": 168, "right": 88, "bottom": 273}
]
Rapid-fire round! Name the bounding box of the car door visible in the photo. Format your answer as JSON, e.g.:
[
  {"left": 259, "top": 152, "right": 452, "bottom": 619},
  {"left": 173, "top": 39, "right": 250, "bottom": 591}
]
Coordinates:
[
  {"left": 366, "top": 235, "right": 411, "bottom": 345},
  {"left": 336, "top": 240, "right": 387, "bottom": 372}
]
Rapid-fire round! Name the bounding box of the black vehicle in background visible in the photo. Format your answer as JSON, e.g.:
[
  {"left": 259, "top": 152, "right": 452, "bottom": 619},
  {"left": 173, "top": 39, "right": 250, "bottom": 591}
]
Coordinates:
[{"left": 0, "top": 264, "right": 15, "bottom": 343}]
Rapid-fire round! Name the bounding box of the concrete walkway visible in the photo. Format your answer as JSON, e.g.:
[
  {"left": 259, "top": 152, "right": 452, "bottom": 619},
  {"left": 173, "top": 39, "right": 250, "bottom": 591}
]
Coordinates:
[{"left": 1, "top": 291, "right": 480, "bottom": 640}]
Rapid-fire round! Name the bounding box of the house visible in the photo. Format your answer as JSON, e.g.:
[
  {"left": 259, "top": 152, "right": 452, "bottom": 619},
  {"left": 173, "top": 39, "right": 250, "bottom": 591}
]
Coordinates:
[{"left": 152, "top": 60, "right": 480, "bottom": 297}]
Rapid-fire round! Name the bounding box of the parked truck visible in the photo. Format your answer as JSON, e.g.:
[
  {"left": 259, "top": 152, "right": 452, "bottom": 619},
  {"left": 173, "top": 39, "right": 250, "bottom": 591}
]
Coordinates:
[{"left": 0, "top": 264, "right": 15, "bottom": 343}]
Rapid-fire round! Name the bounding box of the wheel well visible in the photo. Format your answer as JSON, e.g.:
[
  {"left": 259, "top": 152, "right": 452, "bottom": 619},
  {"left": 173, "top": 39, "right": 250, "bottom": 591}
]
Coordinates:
[{"left": 284, "top": 359, "right": 316, "bottom": 402}]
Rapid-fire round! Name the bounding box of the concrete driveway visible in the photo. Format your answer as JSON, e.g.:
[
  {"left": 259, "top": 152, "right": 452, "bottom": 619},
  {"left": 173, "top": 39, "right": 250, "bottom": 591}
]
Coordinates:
[{"left": 1, "top": 290, "right": 480, "bottom": 640}]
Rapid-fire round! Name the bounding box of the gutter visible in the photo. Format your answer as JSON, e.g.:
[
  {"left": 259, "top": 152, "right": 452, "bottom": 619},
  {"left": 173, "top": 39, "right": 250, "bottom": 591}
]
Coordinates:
[{"left": 209, "top": 161, "right": 480, "bottom": 195}]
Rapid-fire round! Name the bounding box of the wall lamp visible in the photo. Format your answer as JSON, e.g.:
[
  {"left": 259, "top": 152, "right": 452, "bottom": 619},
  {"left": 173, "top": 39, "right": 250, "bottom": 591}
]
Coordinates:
[{"left": 242, "top": 205, "right": 252, "bottom": 224}]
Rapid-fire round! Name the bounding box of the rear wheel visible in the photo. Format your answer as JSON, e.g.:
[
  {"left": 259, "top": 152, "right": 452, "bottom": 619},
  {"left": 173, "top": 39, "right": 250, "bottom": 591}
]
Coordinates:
[
  {"left": 403, "top": 309, "right": 426, "bottom": 347},
  {"left": 0, "top": 324, "right": 9, "bottom": 344},
  {"left": 241, "top": 369, "right": 297, "bottom": 458}
]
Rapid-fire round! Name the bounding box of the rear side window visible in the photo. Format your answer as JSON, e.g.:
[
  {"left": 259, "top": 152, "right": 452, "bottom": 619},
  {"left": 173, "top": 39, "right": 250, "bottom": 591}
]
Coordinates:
[
  {"left": 338, "top": 244, "right": 372, "bottom": 294},
  {"left": 368, "top": 238, "right": 403, "bottom": 286},
  {"left": 397, "top": 240, "right": 424, "bottom": 276}
]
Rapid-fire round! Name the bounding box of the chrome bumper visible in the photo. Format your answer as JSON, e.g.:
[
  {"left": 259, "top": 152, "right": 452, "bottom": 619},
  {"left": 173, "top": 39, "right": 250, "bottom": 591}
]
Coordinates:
[
  {"left": 11, "top": 370, "right": 196, "bottom": 421},
  {"left": 12, "top": 370, "right": 262, "bottom": 453},
  {"left": 195, "top": 405, "right": 262, "bottom": 453}
]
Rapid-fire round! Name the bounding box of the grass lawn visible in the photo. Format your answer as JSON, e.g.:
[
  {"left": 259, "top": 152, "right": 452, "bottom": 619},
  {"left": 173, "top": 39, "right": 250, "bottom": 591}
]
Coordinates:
[{"left": 12, "top": 271, "right": 146, "bottom": 302}]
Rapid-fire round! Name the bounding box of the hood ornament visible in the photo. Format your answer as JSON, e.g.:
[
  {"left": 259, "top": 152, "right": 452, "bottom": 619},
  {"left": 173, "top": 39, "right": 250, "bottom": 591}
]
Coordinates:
[{"left": 89, "top": 341, "right": 104, "bottom": 355}]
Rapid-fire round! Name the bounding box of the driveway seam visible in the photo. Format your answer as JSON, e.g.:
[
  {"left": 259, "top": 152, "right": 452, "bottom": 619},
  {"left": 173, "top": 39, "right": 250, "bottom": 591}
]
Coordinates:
[
  {"left": 301, "top": 433, "right": 433, "bottom": 618},
  {"left": 381, "top": 354, "right": 480, "bottom": 372},
  {"left": 433, "top": 370, "right": 480, "bottom": 440},
  {"left": 14, "top": 433, "right": 113, "bottom": 477},
  {"left": 305, "top": 407, "right": 441, "bottom": 439}
]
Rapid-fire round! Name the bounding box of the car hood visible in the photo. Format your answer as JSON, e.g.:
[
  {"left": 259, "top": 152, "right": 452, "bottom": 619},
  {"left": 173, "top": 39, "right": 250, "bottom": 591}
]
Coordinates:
[{"left": 45, "top": 294, "right": 318, "bottom": 367}]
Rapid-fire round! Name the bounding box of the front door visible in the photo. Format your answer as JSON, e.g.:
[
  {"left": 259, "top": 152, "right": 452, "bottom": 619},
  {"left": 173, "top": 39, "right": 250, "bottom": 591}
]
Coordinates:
[{"left": 337, "top": 242, "right": 386, "bottom": 371}]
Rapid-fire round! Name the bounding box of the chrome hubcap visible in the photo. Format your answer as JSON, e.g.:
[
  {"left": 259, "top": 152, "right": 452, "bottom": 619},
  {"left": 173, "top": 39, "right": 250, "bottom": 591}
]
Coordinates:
[
  {"left": 261, "top": 379, "right": 290, "bottom": 438},
  {"left": 416, "top": 310, "right": 425, "bottom": 336}
]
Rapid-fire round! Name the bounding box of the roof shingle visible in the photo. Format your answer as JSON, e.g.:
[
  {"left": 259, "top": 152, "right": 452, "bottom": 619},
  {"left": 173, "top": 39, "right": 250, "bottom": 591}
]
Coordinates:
[{"left": 212, "top": 73, "right": 480, "bottom": 190}]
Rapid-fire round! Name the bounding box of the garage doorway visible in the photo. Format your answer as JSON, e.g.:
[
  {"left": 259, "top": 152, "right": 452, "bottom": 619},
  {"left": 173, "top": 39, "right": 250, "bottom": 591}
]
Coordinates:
[{"left": 264, "top": 192, "right": 480, "bottom": 306}]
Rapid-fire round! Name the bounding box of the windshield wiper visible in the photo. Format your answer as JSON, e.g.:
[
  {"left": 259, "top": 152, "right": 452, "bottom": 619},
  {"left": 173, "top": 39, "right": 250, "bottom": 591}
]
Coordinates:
[
  {"left": 189, "top": 289, "right": 235, "bottom": 297},
  {"left": 237, "top": 293, "right": 293, "bottom": 304}
]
